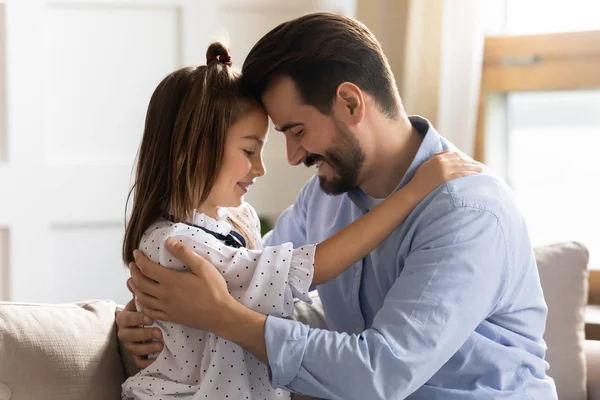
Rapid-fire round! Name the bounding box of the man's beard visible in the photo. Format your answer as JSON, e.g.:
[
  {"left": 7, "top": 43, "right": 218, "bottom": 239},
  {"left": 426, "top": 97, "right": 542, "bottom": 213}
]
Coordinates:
[{"left": 304, "top": 120, "right": 365, "bottom": 195}]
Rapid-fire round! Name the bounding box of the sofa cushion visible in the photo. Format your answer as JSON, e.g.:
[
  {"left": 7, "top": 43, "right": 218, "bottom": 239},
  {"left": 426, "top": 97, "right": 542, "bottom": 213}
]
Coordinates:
[
  {"left": 536, "top": 242, "right": 589, "bottom": 400},
  {"left": 0, "top": 300, "right": 126, "bottom": 400}
]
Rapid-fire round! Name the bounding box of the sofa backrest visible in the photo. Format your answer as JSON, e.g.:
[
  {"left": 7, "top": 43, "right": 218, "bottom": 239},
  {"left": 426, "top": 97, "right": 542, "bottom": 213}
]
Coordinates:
[{"left": 0, "top": 300, "right": 126, "bottom": 400}]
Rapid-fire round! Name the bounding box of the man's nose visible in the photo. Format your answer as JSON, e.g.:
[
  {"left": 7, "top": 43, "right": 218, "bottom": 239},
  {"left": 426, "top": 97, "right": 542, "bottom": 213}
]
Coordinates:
[{"left": 286, "top": 137, "right": 306, "bottom": 166}]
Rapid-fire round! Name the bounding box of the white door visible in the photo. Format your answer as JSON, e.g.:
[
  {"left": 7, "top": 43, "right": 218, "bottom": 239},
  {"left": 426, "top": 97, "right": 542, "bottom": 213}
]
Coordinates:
[{"left": 0, "top": 0, "right": 355, "bottom": 304}]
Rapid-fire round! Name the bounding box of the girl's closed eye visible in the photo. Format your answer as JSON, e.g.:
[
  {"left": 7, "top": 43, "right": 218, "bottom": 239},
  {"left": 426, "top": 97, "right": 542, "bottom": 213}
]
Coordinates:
[{"left": 244, "top": 149, "right": 256, "bottom": 156}]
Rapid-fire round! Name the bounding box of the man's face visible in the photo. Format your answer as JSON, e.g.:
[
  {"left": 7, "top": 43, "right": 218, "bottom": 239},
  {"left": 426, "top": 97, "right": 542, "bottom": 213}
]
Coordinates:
[{"left": 262, "top": 76, "right": 365, "bottom": 195}]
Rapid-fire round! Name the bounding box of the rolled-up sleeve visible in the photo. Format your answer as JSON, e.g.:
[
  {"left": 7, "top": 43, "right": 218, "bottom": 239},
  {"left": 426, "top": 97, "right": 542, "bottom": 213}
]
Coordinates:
[{"left": 264, "top": 206, "right": 509, "bottom": 400}]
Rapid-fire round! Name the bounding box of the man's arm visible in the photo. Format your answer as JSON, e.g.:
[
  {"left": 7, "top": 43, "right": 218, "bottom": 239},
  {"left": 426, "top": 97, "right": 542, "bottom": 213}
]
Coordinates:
[{"left": 212, "top": 206, "right": 508, "bottom": 399}]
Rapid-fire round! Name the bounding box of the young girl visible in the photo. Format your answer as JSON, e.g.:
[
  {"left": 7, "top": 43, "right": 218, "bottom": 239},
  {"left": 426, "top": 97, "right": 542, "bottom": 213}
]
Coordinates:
[{"left": 121, "top": 42, "right": 481, "bottom": 400}]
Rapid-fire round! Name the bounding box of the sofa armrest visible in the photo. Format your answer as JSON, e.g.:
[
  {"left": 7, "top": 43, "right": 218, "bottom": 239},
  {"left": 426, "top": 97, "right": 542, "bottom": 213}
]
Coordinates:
[{"left": 586, "top": 340, "right": 600, "bottom": 400}]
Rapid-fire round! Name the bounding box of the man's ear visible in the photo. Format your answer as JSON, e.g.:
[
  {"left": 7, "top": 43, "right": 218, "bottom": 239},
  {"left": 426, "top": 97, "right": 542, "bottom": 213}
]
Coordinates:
[{"left": 334, "top": 82, "right": 365, "bottom": 125}]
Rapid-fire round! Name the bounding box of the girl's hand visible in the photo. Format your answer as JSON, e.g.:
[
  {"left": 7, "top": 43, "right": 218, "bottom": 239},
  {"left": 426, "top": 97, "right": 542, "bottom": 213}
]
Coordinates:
[{"left": 407, "top": 150, "right": 483, "bottom": 199}]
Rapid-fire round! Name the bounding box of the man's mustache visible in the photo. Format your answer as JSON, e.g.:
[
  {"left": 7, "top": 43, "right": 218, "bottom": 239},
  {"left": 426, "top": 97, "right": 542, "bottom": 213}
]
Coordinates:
[{"left": 304, "top": 153, "right": 325, "bottom": 168}]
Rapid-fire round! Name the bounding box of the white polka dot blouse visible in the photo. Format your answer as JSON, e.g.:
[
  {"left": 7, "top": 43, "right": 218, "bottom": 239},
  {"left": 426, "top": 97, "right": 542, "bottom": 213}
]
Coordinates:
[{"left": 122, "top": 202, "right": 315, "bottom": 400}]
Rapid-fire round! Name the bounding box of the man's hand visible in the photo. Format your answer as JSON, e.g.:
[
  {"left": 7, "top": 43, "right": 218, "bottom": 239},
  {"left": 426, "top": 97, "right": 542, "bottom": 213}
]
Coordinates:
[
  {"left": 130, "top": 238, "right": 236, "bottom": 332},
  {"left": 130, "top": 238, "right": 270, "bottom": 364},
  {"left": 115, "top": 296, "right": 163, "bottom": 369}
]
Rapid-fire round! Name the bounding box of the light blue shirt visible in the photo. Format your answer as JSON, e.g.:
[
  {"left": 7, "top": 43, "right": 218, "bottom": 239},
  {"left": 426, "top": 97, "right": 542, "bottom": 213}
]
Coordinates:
[{"left": 263, "top": 116, "right": 557, "bottom": 399}]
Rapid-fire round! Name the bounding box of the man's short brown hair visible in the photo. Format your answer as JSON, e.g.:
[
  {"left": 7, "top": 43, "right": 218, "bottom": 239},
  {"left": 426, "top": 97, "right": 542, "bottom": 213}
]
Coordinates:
[{"left": 241, "top": 12, "right": 402, "bottom": 119}]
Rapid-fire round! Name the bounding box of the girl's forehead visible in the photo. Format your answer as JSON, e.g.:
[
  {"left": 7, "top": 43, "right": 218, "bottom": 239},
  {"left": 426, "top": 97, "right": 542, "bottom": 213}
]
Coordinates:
[{"left": 229, "top": 108, "right": 269, "bottom": 138}]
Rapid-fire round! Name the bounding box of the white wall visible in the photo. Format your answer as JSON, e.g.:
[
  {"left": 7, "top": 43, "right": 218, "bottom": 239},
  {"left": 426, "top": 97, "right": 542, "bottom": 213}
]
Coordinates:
[{"left": 0, "top": 0, "right": 356, "bottom": 304}]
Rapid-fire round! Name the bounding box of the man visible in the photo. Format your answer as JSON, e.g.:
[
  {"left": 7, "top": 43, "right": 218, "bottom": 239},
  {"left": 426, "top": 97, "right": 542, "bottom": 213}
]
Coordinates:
[{"left": 118, "top": 13, "right": 557, "bottom": 399}]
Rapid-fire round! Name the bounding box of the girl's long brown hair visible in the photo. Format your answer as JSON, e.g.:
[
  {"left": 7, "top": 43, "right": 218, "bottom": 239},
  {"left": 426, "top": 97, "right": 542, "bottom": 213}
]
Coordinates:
[{"left": 123, "top": 42, "right": 257, "bottom": 264}]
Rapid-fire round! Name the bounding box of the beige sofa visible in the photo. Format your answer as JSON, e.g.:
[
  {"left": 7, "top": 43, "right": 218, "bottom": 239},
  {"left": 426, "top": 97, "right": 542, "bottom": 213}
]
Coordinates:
[{"left": 0, "top": 242, "right": 599, "bottom": 400}]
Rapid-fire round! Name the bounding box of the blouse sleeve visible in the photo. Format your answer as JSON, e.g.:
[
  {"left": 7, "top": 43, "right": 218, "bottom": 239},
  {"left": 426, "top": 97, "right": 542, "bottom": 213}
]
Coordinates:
[{"left": 144, "top": 221, "right": 315, "bottom": 317}]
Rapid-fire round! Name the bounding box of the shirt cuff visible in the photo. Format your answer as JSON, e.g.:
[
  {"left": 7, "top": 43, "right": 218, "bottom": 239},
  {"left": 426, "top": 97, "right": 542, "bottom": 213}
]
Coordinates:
[{"left": 265, "top": 315, "right": 310, "bottom": 388}]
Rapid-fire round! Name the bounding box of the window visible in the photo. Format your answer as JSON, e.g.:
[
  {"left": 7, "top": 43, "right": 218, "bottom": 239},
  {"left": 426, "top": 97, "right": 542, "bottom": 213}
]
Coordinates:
[{"left": 507, "top": 90, "right": 600, "bottom": 268}]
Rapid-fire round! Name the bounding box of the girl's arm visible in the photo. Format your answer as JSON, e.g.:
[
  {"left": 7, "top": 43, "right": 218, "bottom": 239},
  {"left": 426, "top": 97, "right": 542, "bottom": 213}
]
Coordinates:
[{"left": 312, "top": 150, "right": 482, "bottom": 285}]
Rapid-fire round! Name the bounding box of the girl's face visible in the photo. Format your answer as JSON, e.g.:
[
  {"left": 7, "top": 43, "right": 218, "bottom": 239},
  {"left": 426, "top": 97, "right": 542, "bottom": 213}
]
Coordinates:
[{"left": 200, "top": 106, "right": 268, "bottom": 216}]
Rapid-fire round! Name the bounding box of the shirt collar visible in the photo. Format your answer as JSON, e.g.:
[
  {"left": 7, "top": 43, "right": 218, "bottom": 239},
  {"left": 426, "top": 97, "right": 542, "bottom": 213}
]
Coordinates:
[{"left": 190, "top": 207, "right": 232, "bottom": 236}]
